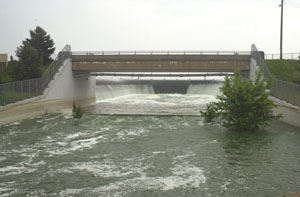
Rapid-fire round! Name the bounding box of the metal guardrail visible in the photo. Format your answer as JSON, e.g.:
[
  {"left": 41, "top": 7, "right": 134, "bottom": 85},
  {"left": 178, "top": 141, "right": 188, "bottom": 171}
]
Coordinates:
[
  {"left": 252, "top": 44, "right": 300, "bottom": 107},
  {"left": 265, "top": 52, "right": 300, "bottom": 60},
  {"left": 0, "top": 45, "right": 71, "bottom": 106},
  {"left": 72, "top": 50, "right": 251, "bottom": 56}
]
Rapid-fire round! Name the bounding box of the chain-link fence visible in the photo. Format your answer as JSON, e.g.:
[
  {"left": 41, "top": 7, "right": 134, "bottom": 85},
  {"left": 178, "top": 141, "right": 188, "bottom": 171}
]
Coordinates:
[
  {"left": 251, "top": 44, "right": 300, "bottom": 107},
  {"left": 0, "top": 45, "right": 71, "bottom": 106}
]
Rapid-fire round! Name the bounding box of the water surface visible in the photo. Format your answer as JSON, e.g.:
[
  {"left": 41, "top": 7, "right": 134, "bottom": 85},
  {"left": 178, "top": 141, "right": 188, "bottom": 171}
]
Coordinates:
[{"left": 0, "top": 114, "right": 300, "bottom": 196}]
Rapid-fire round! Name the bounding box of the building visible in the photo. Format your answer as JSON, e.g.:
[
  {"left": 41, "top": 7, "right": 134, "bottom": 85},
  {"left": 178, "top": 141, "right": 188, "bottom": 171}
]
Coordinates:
[{"left": 0, "top": 54, "right": 8, "bottom": 72}]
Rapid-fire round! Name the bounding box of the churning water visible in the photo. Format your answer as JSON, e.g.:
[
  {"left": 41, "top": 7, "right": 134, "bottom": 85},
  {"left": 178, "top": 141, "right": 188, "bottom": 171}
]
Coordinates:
[{"left": 1, "top": 80, "right": 300, "bottom": 196}]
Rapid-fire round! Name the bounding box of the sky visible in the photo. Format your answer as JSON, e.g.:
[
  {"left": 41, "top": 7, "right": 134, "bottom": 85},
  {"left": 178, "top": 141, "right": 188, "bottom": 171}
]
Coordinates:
[{"left": 0, "top": 0, "right": 299, "bottom": 57}]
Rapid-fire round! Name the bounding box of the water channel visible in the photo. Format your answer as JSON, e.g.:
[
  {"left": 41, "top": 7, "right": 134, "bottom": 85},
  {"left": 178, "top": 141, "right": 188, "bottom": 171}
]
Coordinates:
[{"left": 0, "top": 80, "right": 300, "bottom": 196}]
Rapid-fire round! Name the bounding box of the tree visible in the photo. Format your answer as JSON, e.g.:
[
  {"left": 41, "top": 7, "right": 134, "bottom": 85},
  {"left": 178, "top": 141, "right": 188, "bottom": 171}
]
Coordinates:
[
  {"left": 8, "top": 44, "right": 42, "bottom": 80},
  {"left": 200, "top": 70, "right": 281, "bottom": 131},
  {"left": 24, "top": 26, "right": 55, "bottom": 64}
]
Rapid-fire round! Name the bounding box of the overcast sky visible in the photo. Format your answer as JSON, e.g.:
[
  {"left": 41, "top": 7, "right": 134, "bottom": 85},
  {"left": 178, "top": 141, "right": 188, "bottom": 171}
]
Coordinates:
[{"left": 1, "top": 0, "right": 299, "bottom": 57}]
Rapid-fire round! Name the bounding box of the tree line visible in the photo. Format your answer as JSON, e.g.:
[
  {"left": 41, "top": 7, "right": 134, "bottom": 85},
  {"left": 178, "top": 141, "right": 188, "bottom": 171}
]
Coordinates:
[{"left": 0, "top": 26, "right": 55, "bottom": 83}]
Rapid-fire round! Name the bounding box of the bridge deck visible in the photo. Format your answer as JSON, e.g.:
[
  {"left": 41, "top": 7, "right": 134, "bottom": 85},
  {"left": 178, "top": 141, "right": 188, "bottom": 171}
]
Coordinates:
[{"left": 71, "top": 52, "right": 251, "bottom": 73}]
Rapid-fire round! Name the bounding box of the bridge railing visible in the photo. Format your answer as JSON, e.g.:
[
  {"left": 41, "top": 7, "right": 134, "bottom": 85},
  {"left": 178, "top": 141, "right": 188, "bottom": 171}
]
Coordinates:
[
  {"left": 251, "top": 44, "right": 300, "bottom": 107},
  {"left": 0, "top": 45, "right": 71, "bottom": 106},
  {"left": 265, "top": 52, "right": 300, "bottom": 60},
  {"left": 72, "top": 50, "right": 251, "bottom": 56}
]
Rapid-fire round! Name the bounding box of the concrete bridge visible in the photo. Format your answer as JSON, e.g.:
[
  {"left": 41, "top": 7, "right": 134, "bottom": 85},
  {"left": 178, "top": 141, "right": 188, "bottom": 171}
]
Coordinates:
[
  {"left": 2, "top": 45, "right": 300, "bottom": 127},
  {"left": 71, "top": 51, "right": 251, "bottom": 78},
  {"left": 0, "top": 46, "right": 260, "bottom": 125}
]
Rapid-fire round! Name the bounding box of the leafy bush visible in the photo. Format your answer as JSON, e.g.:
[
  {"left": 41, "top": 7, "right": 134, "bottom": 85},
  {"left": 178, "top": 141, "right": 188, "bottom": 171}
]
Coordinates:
[
  {"left": 200, "top": 102, "right": 218, "bottom": 122},
  {"left": 72, "top": 103, "right": 83, "bottom": 120},
  {"left": 0, "top": 72, "right": 13, "bottom": 84},
  {"left": 201, "top": 70, "right": 281, "bottom": 131}
]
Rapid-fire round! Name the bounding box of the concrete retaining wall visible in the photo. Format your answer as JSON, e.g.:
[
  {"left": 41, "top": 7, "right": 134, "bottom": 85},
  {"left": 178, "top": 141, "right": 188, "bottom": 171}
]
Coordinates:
[
  {"left": 0, "top": 58, "right": 96, "bottom": 125},
  {"left": 0, "top": 97, "right": 95, "bottom": 125},
  {"left": 43, "top": 59, "right": 96, "bottom": 101}
]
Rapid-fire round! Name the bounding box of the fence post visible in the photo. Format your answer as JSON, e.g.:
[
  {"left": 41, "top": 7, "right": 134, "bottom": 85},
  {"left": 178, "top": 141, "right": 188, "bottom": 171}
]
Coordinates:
[
  {"left": 12, "top": 82, "right": 15, "bottom": 103},
  {"left": 1, "top": 85, "right": 5, "bottom": 106},
  {"left": 29, "top": 80, "right": 31, "bottom": 98},
  {"left": 21, "top": 81, "right": 23, "bottom": 100},
  {"left": 3, "top": 85, "right": 5, "bottom": 106}
]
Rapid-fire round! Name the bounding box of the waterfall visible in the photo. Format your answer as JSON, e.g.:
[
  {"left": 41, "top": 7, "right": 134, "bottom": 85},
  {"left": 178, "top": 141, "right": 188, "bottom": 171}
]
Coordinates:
[
  {"left": 86, "top": 79, "right": 223, "bottom": 115},
  {"left": 96, "top": 79, "right": 223, "bottom": 102},
  {"left": 187, "top": 81, "right": 223, "bottom": 96},
  {"left": 96, "top": 80, "right": 154, "bottom": 101}
]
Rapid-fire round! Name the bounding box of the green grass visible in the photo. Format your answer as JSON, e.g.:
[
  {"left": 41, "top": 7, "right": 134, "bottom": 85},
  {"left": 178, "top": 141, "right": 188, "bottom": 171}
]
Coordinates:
[{"left": 265, "top": 60, "right": 300, "bottom": 84}]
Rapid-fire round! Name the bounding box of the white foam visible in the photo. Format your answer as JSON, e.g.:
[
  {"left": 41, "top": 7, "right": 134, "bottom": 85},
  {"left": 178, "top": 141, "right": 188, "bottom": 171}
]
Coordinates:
[
  {"left": 8, "top": 121, "right": 21, "bottom": 126},
  {"left": 0, "top": 165, "right": 36, "bottom": 176},
  {"left": 69, "top": 136, "right": 103, "bottom": 151},
  {"left": 221, "top": 181, "right": 231, "bottom": 192},
  {"left": 71, "top": 153, "right": 207, "bottom": 193},
  {"left": 59, "top": 188, "right": 84, "bottom": 196},
  {"left": 46, "top": 135, "right": 104, "bottom": 156}
]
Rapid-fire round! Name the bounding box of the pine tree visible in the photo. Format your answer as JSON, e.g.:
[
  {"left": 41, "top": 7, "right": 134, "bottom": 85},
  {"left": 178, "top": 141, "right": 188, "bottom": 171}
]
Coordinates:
[
  {"left": 9, "top": 44, "right": 42, "bottom": 80},
  {"left": 24, "top": 26, "right": 55, "bottom": 64}
]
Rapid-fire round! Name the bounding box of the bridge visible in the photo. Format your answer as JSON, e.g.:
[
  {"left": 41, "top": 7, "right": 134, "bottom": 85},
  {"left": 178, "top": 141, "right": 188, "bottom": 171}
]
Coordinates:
[{"left": 71, "top": 51, "right": 251, "bottom": 78}]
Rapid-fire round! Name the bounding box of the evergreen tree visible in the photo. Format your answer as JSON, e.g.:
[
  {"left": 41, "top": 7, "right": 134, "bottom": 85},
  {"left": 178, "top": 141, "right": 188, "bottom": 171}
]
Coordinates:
[
  {"left": 8, "top": 44, "right": 42, "bottom": 80},
  {"left": 201, "top": 70, "right": 281, "bottom": 131},
  {"left": 24, "top": 26, "right": 55, "bottom": 64}
]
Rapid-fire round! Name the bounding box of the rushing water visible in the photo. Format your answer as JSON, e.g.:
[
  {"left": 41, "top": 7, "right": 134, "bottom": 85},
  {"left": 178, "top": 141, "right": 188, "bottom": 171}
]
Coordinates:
[
  {"left": 1, "top": 81, "right": 300, "bottom": 196},
  {"left": 1, "top": 114, "right": 300, "bottom": 196}
]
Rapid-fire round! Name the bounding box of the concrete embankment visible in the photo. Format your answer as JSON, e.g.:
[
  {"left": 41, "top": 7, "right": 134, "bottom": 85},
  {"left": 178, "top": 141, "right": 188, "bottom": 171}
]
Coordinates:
[
  {"left": 271, "top": 97, "right": 300, "bottom": 128},
  {"left": 0, "top": 97, "right": 95, "bottom": 125}
]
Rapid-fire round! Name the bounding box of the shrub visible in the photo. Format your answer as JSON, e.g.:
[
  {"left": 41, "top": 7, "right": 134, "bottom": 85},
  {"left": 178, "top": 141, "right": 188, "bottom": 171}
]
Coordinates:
[
  {"left": 72, "top": 103, "right": 83, "bottom": 120},
  {"left": 200, "top": 70, "right": 281, "bottom": 131}
]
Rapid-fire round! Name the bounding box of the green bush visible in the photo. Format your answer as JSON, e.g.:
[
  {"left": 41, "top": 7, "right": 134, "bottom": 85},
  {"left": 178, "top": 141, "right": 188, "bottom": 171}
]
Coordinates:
[
  {"left": 0, "top": 72, "right": 13, "bottom": 84},
  {"left": 201, "top": 70, "right": 281, "bottom": 131},
  {"left": 72, "top": 103, "right": 83, "bottom": 120}
]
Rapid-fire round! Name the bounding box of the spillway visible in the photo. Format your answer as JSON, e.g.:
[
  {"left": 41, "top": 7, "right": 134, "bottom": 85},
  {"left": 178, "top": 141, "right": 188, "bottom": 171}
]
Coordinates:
[{"left": 85, "top": 79, "right": 223, "bottom": 115}]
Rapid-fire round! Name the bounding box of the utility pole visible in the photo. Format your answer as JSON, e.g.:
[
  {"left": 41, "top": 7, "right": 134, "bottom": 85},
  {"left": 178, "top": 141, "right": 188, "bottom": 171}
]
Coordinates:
[{"left": 280, "top": 0, "right": 284, "bottom": 60}]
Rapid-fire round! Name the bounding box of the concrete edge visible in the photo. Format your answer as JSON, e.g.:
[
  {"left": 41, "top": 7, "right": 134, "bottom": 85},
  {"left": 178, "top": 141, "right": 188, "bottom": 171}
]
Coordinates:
[{"left": 0, "top": 97, "right": 95, "bottom": 126}]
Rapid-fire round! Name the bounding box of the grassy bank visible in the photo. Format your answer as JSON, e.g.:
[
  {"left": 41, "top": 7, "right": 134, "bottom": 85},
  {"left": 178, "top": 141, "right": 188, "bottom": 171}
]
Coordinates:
[{"left": 265, "top": 60, "right": 300, "bottom": 84}]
